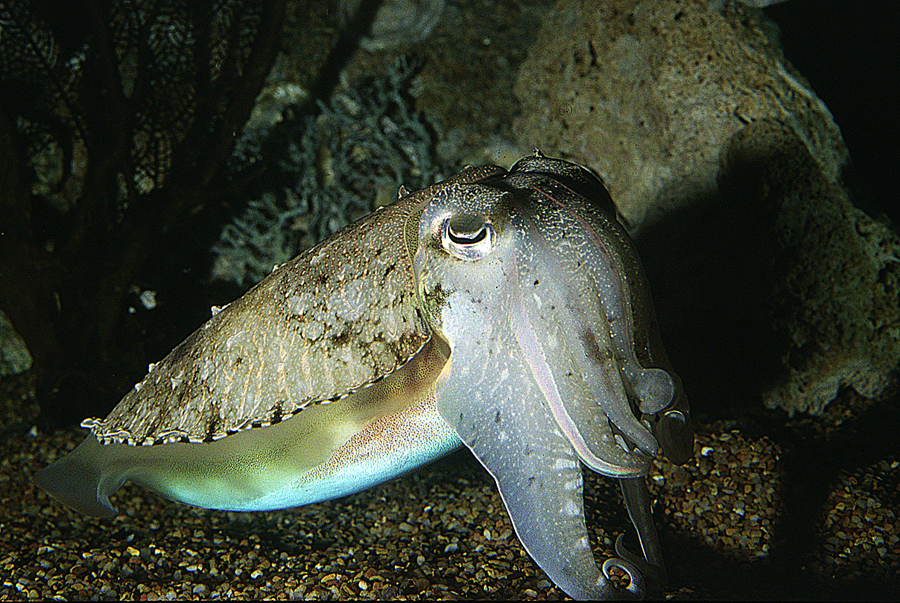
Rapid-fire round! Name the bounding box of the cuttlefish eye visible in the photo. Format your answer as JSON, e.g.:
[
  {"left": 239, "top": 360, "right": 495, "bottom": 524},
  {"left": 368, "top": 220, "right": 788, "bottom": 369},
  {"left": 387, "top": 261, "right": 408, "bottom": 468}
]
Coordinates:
[{"left": 441, "top": 213, "right": 495, "bottom": 261}]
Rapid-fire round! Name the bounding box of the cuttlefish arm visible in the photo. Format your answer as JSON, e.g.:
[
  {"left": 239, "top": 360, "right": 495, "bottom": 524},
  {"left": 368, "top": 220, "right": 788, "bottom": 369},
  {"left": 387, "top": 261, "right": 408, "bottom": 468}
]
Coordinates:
[
  {"left": 507, "top": 155, "right": 692, "bottom": 466},
  {"left": 432, "top": 323, "right": 644, "bottom": 599},
  {"left": 412, "top": 154, "right": 691, "bottom": 599}
]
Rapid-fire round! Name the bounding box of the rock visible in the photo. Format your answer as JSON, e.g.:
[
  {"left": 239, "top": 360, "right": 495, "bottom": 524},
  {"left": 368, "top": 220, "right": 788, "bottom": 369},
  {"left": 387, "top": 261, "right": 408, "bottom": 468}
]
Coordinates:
[
  {"left": 720, "top": 120, "right": 900, "bottom": 415},
  {"left": 513, "top": 0, "right": 845, "bottom": 231},
  {"left": 338, "top": 0, "right": 446, "bottom": 51},
  {"left": 0, "top": 309, "right": 31, "bottom": 377},
  {"left": 513, "top": 0, "right": 898, "bottom": 414}
]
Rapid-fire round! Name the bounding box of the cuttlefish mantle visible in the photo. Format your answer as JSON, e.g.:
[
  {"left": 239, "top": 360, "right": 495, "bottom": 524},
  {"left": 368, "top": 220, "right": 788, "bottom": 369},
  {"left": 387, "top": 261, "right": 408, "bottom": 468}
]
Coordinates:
[{"left": 35, "top": 153, "right": 692, "bottom": 600}]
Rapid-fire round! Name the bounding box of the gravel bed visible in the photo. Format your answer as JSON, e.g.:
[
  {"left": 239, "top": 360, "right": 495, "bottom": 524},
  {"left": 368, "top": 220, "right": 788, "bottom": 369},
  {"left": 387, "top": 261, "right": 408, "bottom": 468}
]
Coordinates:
[{"left": 1, "top": 374, "right": 897, "bottom": 600}]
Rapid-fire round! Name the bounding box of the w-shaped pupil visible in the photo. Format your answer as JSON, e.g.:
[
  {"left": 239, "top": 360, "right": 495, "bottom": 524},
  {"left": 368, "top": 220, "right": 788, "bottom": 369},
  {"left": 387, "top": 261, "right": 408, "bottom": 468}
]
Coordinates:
[{"left": 448, "top": 215, "right": 488, "bottom": 245}]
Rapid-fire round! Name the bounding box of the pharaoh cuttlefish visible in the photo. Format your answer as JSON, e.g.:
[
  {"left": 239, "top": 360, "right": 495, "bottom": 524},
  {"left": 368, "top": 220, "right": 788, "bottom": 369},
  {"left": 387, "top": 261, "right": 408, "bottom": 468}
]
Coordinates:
[{"left": 35, "top": 154, "right": 692, "bottom": 600}]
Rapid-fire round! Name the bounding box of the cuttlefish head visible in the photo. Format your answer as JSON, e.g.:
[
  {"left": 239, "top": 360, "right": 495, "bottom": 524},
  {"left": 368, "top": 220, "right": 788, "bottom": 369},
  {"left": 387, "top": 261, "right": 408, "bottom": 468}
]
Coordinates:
[{"left": 409, "top": 154, "right": 691, "bottom": 599}]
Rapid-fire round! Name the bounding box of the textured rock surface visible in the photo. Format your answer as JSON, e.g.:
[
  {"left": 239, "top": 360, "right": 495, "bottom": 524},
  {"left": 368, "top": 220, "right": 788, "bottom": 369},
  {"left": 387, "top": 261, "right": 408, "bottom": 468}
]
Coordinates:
[
  {"left": 338, "top": 0, "right": 446, "bottom": 51},
  {"left": 0, "top": 310, "right": 32, "bottom": 377},
  {"left": 720, "top": 121, "right": 900, "bottom": 415},
  {"left": 513, "top": 0, "right": 845, "bottom": 231},
  {"left": 513, "top": 0, "right": 898, "bottom": 415}
]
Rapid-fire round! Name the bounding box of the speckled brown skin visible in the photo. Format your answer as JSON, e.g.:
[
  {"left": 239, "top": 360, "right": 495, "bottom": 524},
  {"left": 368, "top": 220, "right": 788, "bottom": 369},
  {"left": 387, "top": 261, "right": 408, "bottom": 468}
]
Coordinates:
[{"left": 86, "top": 165, "right": 504, "bottom": 447}]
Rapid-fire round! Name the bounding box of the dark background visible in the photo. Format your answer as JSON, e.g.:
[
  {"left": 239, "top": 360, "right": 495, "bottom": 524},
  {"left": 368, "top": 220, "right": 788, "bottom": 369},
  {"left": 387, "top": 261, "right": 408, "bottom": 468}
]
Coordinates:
[{"left": 766, "top": 0, "right": 897, "bottom": 225}]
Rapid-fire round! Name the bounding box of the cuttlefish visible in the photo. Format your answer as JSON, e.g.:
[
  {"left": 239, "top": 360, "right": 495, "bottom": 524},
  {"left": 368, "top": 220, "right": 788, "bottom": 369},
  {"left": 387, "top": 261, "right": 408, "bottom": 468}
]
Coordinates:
[{"left": 34, "top": 153, "right": 692, "bottom": 600}]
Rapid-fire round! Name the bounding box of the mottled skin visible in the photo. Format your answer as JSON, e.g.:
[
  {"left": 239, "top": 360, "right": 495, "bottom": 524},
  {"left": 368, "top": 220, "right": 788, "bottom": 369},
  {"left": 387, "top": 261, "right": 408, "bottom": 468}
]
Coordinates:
[
  {"left": 83, "top": 165, "right": 502, "bottom": 446},
  {"left": 414, "top": 155, "right": 691, "bottom": 598},
  {"left": 34, "top": 154, "right": 691, "bottom": 600}
]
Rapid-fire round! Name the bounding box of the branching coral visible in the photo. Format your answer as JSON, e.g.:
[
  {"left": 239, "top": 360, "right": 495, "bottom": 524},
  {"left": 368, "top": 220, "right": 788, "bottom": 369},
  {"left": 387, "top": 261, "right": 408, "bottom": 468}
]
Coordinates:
[
  {"left": 0, "top": 0, "right": 285, "bottom": 425},
  {"left": 212, "top": 57, "right": 447, "bottom": 286}
]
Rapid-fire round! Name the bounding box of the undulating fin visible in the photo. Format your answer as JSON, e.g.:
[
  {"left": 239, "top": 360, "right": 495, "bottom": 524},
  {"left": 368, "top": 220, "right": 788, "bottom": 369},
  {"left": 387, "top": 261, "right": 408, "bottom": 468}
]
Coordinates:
[
  {"left": 32, "top": 436, "right": 120, "bottom": 517},
  {"left": 35, "top": 338, "right": 460, "bottom": 516}
]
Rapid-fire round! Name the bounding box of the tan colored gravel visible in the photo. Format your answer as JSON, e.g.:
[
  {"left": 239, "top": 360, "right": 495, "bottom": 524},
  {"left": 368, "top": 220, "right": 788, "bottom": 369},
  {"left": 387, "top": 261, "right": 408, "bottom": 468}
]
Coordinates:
[{"left": 2, "top": 374, "right": 897, "bottom": 600}]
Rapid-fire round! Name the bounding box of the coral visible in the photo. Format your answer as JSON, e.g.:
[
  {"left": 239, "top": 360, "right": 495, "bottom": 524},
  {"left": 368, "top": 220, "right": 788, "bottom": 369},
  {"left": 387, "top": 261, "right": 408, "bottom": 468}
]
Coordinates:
[
  {"left": 0, "top": 0, "right": 269, "bottom": 209},
  {"left": 0, "top": 0, "right": 285, "bottom": 425},
  {"left": 211, "top": 58, "right": 446, "bottom": 286}
]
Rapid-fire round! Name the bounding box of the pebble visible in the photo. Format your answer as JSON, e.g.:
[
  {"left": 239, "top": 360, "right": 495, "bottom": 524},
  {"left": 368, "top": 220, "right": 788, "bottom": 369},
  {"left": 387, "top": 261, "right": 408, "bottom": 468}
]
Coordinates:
[
  {"left": 1, "top": 374, "right": 897, "bottom": 599},
  {"left": 650, "top": 430, "right": 780, "bottom": 560}
]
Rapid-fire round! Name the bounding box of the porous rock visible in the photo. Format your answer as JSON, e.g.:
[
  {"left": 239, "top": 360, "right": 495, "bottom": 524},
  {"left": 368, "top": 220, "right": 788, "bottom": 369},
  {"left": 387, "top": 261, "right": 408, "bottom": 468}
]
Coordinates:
[
  {"left": 720, "top": 120, "right": 900, "bottom": 415},
  {"left": 513, "top": 0, "right": 845, "bottom": 231},
  {"left": 514, "top": 0, "right": 898, "bottom": 414},
  {"left": 0, "top": 309, "right": 32, "bottom": 377}
]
